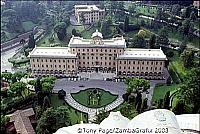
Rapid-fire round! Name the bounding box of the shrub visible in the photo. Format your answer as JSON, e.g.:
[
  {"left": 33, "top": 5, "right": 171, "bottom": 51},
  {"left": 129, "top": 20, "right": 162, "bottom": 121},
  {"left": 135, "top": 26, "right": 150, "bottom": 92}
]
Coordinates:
[
  {"left": 166, "top": 51, "right": 174, "bottom": 58},
  {"left": 122, "top": 93, "right": 130, "bottom": 102},
  {"left": 58, "top": 89, "right": 66, "bottom": 99}
]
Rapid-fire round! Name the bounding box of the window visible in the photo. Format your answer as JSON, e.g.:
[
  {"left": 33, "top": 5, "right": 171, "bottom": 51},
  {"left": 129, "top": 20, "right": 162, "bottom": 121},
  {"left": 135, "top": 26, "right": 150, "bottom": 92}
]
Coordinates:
[
  {"left": 87, "top": 62, "right": 89, "bottom": 64},
  {"left": 92, "top": 57, "right": 93, "bottom": 59},
  {"left": 155, "top": 67, "right": 157, "bottom": 70},
  {"left": 138, "top": 61, "right": 139, "bottom": 64},
  {"left": 128, "top": 67, "right": 130, "bottom": 69},
  {"left": 114, "top": 50, "right": 116, "bottom": 52},
  {"left": 160, "top": 67, "right": 162, "bottom": 70},
  {"left": 120, "top": 61, "right": 121, "bottom": 64},
  {"left": 101, "top": 49, "right": 102, "bottom": 52},
  {"left": 87, "top": 57, "right": 89, "bottom": 59},
  {"left": 87, "top": 49, "right": 89, "bottom": 52},
  {"left": 41, "top": 59, "right": 43, "bottom": 62},
  {"left": 72, "top": 60, "right": 74, "bottom": 63},
  {"left": 110, "top": 49, "right": 111, "bottom": 52},
  {"left": 63, "top": 65, "right": 65, "bottom": 68},
  {"left": 63, "top": 60, "right": 65, "bottom": 62},
  {"left": 105, "top": 62, "right": 107, "bottom": 65},
  {"left": 109, "top": 57, "right": 111, "bottom": 60},
  {"left": 109, "top": 62, "right": 111, "bottom": 65},
  {"left": 113, "top": 62, "right": 115, "bottom": 65},
  {"left": 59, "top": 60, "right": 60, "bottom": 63},
  {"left": 83, "top": 62, "right": 85, "bottom": 64},
  {"left": 142, "top": 62, "right": 144, "bottom": 65},
  {"left": 72, "top": 65, "right": 74, "bottom": 68},
  {"left": 142, "top": 67, "right": 143, "bottom": 69},
  {"left": 133, "top": 61, "right": 135, "bottom": 64},
  {"left": 78, "top": 49, "right": 80, "bottom": 51},
  {"left": 55, "top": 65, "right": 57, "bottom": 67},
  {"left": 151, "top": 67, "right": 152, "bottom": 70},
  {"left": 105, "top": 49, "right": 107, "bottom": 52},
  {"left": 96, "top": 57, "right": 98, "bottom": 60},
  {"left": 59, "top": 65, "right": 61, "bottom": 68},
  {"left": 54, "top": 60, "right": 56, "bottom": 62},
  {"left": 151, "top": 62, "right": 153, "bottom": 65},
  {"left": 38, "top": 65, "right": 39, "bottom": 67},
  {"left": 160, "top": 62, "right": 162, "bottom": 65},
  {"left": 83, "top": 49, "right": 85, "bottom": 52},
  {"left": 119, "top": 66, "right": 121, "bottom": 69},
  {"left": 124, "top": 66, "right": 126, "bottom": 69},
  {"left": 105, "top": 57, "right": 107, "bottom": 60},
  {"left": 73, "top": 49, "right": 75, "bottom": 51},
  {"left": 146, "top": 67, "right": 148, "bottom": 70},
  {"left": 46, "top": 59, "right": 47, "bottom": 62},
  {"left": 147, "top": 61, "right": 149, "bottom": 65},
  {"left": 124, "top": 61, "right": 126, "bottom": 64},
  {"left": 133, "top": 67, "right": 134, "bottom": 69},
  {"left": 33, "top": 65, "right": 35, "bottom": 67},
  {"left": 101, "top": 57, "right": 102, "bottom": 60},
  {"left": 46, "top": 65, "right": 48, "bottom": 67},
  {"left": 137, "top": 67, "right": 139, "bottom": 69},
  {"left": 51, "top": 65, "right": 52, "bottom": 68},
  {"left": 96, "top": 49, "right": 98, "bottom": 52},
  {"left": 156, "top": 62, "right": 158, "bottom": 65},
  {"left": 91, "top": 49, "right": 93, "bottom": 52},
  {"left": 83, "top": 57, "right": 85, "bottom": 59},
  {"left": 68, "top": 65, "right": 70, "bottom": 68},
  {"left": 37, "top": 59, "right": 39, "bottom": 62},
  {"left": 33, "top": 59, "right": 34, "bottom": 62}
]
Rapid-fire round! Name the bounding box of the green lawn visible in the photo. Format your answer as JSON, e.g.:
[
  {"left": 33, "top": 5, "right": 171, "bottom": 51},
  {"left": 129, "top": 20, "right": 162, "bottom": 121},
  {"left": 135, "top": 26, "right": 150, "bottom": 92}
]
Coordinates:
[
  {"left": 71, "top": 88, "right": 118, "bottom": 108},
  {"left": 152, "top": 83, "right": 180, "bottom": 105},
  {"left": 50, "top": 94, "right": 88, "bottom": 124},
  {"left": 81, "top": 25, "right": 100, "bottom": 39},
  {"left": 67, "top": 25, "right": 85, "bottom": 34},
  {"left": 22, "top": 21, "right": 37, "bottom": 31},
  {"left": 136, "top": 5, "right": 157, "bottom": 17}
]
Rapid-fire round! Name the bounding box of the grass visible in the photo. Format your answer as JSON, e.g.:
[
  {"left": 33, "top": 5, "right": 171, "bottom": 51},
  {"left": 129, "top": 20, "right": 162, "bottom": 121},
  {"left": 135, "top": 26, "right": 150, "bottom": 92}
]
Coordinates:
[
  {"left": 50, "top": 94, "right": 88, "bottom": 124},
  {"left": 136, "top": 5, "right": 157, "bottom": 17},
  {"left": 81, "top": 25, "right": 100, "bottom": 39},
  {"left": 152, "top": 83, "right": 180, "bottom": 105},
  {"left": 67, "top": 25, "right": 85, "bottom": 33},
  {"left": 22, "top": 21, "right": 37, "bottom": 31},
  {"left": 71, "top": 88, "right": 118, "bottom": 108}
]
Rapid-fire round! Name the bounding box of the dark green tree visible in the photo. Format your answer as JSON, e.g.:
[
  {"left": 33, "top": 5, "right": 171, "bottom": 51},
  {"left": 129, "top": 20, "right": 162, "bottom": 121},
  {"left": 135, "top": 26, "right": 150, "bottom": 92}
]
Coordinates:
[
  {"left": 141, "top": 98, "right": 148, "bottom": 113},
  {"left": 9, "top": 81, "right": 27, "bottom": 99},
  {"left": 42, "top": 96, "right": 51, "bottom": 111},
  {"left": 163, "top": 91, "right": 170, "bottom": 109},
  {"left": 58, "top": 89, "right": 66, "bottom": 99},
  {"left": 157, "top": 28, "right": 169, "bottom": 46},
  {"left": 28, "top": 33, "right": 35, "bottom": 48},
  {"left": 148, "top": 34, "right": 156, "bottom": 49},
  {"left": 54, "top": 22, "right": 67, "bottom": 41},
  {"left": 123, "top": 16, "right": 129, "bottom": 32},
  {"left": 181, "top": 49, "right": 194, "bottom": 68},
  {"left": 94, "top": 110, "right": 109, "bottom": 124}
]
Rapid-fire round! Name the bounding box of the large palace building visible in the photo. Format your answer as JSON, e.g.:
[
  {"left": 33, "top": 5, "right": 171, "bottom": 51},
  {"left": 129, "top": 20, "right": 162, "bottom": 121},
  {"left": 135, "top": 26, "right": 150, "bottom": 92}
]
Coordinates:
[
  {"left": 75, "top": 5, "right": 105, "bottom": 24},
  {"left": 29, "top": 30, "right": 167, "bottom": 79}
]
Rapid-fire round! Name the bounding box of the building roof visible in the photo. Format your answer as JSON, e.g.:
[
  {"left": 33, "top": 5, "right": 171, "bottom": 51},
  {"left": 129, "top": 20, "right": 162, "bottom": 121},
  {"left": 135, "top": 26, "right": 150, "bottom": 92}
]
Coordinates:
[
  {"left": 68, "top": 36, "right": 126, "bottom": 48},
  {"left": 28, "top": 47, "right": 77, "bottom": 59},
  {"left": 75, "top": 5, "right": 104, "bottom": 12},
  {"left": 176, "top": 114, "right": 200, "bottom": 132},
  {"left": 55, "top": 110, "right": 199, "bottom": 134},
  {"left": 8, "top": 108, "right": 35, "bottom": 134},
  {"left": 91, "top": 29, "right": 103, "bottom": 38},
  {"left": 117, "top": 48, "right": 167, "bottom": 60}
]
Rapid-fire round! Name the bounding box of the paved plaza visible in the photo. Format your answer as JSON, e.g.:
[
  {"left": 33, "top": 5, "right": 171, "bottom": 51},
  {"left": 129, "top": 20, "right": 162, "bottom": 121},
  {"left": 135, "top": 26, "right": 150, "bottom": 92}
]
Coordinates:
[{"left": 53, "top": 79, "right": 126, "bottom": 122}]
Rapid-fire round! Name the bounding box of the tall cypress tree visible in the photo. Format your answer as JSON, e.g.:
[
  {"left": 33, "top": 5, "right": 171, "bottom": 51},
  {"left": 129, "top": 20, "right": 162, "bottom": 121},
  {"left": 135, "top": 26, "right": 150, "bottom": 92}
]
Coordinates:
[
  {"left": 28, "top": 33, "right": 35, "bottom": 48},
  {"left": 124, "top": 16, "right": 129, "bottom": 32},
  {"left": 163, "top": 91, "right": 170, "bottom": 109}
]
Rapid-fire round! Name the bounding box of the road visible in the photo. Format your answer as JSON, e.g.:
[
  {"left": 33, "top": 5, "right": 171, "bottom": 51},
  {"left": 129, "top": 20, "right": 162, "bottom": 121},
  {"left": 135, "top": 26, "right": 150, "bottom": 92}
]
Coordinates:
[{"left": 1, "top": 46, "right": 21, "bottom": 73}]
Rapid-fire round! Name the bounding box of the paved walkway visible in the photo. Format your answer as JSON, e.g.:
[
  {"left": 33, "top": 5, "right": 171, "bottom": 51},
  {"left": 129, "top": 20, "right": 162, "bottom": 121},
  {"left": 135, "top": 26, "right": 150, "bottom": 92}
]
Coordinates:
[{"left": 53, "top": 79, "right": 126, "bottom": 122}]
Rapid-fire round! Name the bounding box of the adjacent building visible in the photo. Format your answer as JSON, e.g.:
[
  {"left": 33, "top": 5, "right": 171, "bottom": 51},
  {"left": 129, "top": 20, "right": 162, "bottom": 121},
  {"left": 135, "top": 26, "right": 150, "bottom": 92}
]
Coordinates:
[
  {"left": 75, "top": 5, "right": 105, "bottom": 24},
  {"left": 29, "top": 30, "right": 167, "bottom": 79}
]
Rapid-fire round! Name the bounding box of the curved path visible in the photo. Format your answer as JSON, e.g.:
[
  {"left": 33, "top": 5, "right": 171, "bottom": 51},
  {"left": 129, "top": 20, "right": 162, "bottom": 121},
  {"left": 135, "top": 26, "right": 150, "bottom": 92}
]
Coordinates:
[{"left": 53, "top": 79, "right": 126, "bottom": 122}]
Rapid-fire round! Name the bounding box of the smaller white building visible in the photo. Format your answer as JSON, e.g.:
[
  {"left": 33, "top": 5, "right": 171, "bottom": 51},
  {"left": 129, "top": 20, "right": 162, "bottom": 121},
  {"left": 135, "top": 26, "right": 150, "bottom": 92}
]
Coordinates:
[{"left": 75, "top": 5, "right": 105, "bottom": 24}]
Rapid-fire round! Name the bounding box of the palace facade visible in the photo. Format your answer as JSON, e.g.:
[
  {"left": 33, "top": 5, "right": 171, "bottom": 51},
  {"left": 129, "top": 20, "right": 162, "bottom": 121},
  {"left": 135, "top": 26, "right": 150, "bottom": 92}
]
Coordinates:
[
  {"left": 75, "top": 5, "right": 105, "bottom": 24},
  {"left": 29, "top": 30, "right": 167, "bottom": 79}
]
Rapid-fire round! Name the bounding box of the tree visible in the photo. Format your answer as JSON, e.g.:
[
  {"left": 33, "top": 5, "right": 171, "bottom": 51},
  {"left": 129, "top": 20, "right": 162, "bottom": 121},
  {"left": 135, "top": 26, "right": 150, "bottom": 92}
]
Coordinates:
[
  {"left": 42, "top": 96, "right": 51, "bottom": 111},
  {"left": 163, "top": 91, "right": 170, "bottom": 109},
  {"left": 1, "top": 114, "right": 10, "bottom": 133},
  {"left": 35, "top": 77, "right": 42, "bottom": 93},
  {"left": 179, "top": 41, "right": 187, "bottom": 54},
  {"left": 141, "top": 98, "right": 148, "bottom": 113},
  {"left": 94, "top": 110, "right": 109, "bottom": 124},
  {"left": 155, "top": 7, "right": 162, "bottom": 20},
  {"left": 54, "top": 22, "right": 67, "bottom": 41},
  {"left": 42, "top": 82, "right": 53, "bottom": 95},
  {"left": 1, "top": 72, "right": 12, "bottom": 82},
  {"left": 148, "top": 34, "right": 156, "bottom": 49},
  {"left": 123, "top": 16, "right": 129, "bottom": 32},
  {"left": 133, "top": 35, "right": 146, "bottom": 48},
  {"left": 12, "top": 71, "right": 25, "bottom": 81},
  {"left": 171, "top": 4, "right": 181, "bottom": 16},
  {"left": 135, "top": 92, "right": 142, "bottom": 108},
  {"left": 157, "top": 28, "right": 169, "bottom": 46},
  {"left": 58, "top": 89, "right": 66, "bottom": 99},
  {"left": 28, "top": 33, "right": 35, "bottom": 48},
  {"left": 41, "top": 76, "right": 56, "bottom": 85},
  {"left": 128, "top": 4, "right": 136, "bottom": 13},
  {"left": 178, "top": 19, "right": 192, "bottom": 36},
  {"left": 190, "top": 11, "right": 197, "bottom": 21},
  {"left": 9, "top": 81, "right": 27, "bottom": 99},
  {"left": 181, "top": 49, "right": 194, "bottom": 68},
  {"left": 120, "top": 102, "right": 138, "bottom": 119},
  {"left": 172, "top": 99, "right": 185, "bottom": 115},
  {"left": 157, "top": 99, "right": 163, "bottom": 109},
  {"left": 136, "top": 99, "right": 142, "bottom": 113},
  {"left": 177, "top": 67, "right": 200, "bottom": 113},
  {"left": 36, "top": 107, "right": 70, "bottom": 134}
]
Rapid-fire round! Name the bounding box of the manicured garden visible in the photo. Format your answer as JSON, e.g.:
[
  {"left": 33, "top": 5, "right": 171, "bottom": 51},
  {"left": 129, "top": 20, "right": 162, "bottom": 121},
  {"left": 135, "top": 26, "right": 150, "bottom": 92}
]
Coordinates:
[
  {"left": 152, "top": 83, "right": 180, "bottom": 105},
  {"left": 71, "top": 88, "right": 118, "bottom": 108},
  {"left": 50, "top": 94, "right": 88, "bottom": 124}
]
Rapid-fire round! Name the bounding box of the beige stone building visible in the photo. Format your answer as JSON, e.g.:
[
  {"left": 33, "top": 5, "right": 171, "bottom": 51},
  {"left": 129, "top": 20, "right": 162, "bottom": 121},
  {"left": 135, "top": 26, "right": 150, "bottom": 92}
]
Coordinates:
[
  {"left": 29, "top": 30, "right": 167, "bottom": 79},
  {"left": 75, "top": 5, "right": 105, "bottom": 24}
]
